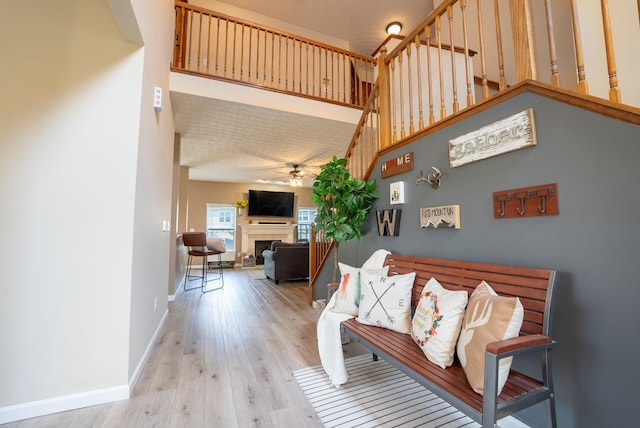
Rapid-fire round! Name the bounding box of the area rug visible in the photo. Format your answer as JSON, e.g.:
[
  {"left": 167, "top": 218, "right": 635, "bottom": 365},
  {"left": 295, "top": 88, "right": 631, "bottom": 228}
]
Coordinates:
[{"left": 293, "top": 354, "right": 480, "bottom": 428}]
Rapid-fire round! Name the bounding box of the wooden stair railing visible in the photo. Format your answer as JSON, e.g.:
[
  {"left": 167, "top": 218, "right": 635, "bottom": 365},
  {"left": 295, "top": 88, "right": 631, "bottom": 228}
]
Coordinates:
[
  {"left": 379, "top": 0, "right": 633, "bottom": 148},
  {"left": 308, "top": 0, "right": 638, "bottom": 303}
]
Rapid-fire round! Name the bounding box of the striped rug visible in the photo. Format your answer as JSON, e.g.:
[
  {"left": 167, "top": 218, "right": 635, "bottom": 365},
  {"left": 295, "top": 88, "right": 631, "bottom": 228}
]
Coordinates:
[{"left": 293, "top": 354, "right": 480, "bottom": 428}]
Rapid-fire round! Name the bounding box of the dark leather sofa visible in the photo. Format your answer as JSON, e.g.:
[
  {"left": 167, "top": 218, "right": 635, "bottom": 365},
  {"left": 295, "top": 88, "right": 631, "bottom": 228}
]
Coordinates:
[{"left": 261, "top": 241, "right": 309, "bottom": 284}]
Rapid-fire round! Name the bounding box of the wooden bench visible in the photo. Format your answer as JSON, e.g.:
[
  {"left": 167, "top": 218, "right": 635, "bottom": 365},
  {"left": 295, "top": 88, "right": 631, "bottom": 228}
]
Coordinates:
[{"left": 340, "top": 254, "right": 558, "bottom": 428}]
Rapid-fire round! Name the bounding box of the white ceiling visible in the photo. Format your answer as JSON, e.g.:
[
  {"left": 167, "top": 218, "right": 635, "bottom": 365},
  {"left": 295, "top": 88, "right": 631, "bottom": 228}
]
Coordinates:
[{"left": 173, "top": 0, "right": 434, "bottom": 187}]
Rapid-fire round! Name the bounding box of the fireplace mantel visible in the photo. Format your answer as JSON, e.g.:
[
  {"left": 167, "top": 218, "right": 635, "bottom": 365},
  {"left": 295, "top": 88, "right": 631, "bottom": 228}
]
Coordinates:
[{"left": 239, "top": 223, "right": 296, "bottom": 256}]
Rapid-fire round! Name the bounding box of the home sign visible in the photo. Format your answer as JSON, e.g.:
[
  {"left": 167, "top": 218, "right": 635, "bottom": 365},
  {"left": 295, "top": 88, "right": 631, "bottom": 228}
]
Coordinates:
[{"left": 381, "top": 152, "right": 413, "bottom": 178}]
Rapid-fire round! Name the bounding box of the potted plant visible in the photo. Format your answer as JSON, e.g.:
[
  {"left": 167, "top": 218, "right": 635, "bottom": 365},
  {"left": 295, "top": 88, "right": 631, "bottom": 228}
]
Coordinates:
[
  {"left": 234, "top": 199, "right": 248, "bottom": 215},
  {"left": 311, "top": 156, "right": 379, "bottom": 282}
]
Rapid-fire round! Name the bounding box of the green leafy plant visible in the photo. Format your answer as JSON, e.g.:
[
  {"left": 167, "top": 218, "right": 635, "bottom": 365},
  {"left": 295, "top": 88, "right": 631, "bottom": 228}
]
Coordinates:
[{"left": 311, "top": 156, "right": 379, "bottom": 282}]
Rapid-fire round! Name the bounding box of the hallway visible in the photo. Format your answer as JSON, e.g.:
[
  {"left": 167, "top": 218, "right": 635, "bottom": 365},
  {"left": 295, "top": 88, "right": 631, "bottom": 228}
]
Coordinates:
[{"left": 6, "top": 269, "right": 336, "bottom": 427}]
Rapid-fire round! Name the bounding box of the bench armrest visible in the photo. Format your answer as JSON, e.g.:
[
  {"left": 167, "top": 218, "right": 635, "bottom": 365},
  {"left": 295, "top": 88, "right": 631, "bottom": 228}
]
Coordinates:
[
  {"left": 486, "top": 334, "right": 554, "bottom": 358},
  {"left": 483, "top": 334, "right": 555, "bottom": 404}
]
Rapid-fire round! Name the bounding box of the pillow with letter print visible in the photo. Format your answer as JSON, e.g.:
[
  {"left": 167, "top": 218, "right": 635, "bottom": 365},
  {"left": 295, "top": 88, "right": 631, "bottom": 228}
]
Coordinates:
[
  {"left": 356, "top": 271, "right": 415, "bottom": 334},
  {"left": 456, "top": 281, "right": 523, "bottom": 395}
]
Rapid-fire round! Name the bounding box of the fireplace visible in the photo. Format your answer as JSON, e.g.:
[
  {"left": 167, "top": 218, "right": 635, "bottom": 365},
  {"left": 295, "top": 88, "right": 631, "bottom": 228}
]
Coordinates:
[
  {"left": 254, "top": 240, "right": 280, "bottom": 265},
  {"left": 239, "top": 224, "right": 297, "bottom": 264}
]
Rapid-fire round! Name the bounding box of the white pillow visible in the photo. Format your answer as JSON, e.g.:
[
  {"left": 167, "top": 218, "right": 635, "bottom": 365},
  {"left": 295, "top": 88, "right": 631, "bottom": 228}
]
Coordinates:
[
  {"left": 206, "top": 237, "right": 226, "bottom": 252},
  {"left": 411, "top": 277, "right": 468, "bottom": 369},
  {"left": 357, "top": 271, "right": 416, "bottom": 334},
  {"left": 333, "top": 263, "right": 389, "bottom": 316},
  {"left": 456, "top": 281, "right": 524, "bottom": 396}
]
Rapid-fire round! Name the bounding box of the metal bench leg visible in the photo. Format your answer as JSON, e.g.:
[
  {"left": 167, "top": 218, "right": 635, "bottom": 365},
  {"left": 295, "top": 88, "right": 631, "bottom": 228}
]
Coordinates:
[{"left": 543, "top": 348, "right": 558, "bottom": 428}]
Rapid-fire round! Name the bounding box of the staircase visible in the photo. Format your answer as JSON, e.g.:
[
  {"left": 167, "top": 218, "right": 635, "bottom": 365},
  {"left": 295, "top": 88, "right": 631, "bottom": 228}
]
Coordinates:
[{"left": 171, "top": 0, "right": 640, "bottom": 304}]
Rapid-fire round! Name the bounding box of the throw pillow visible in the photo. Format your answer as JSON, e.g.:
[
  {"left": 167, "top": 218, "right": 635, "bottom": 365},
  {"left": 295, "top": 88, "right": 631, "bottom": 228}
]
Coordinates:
[
  {"left": 206, "top": 238, "right": 226, "bottom": 252},
  {"left": 411, "top": 277, "right": 468, "bottom": 369},
  {"left": 456, "top": 281, "right": 524, "bottom": 396},
  {"left": 332, "top": 263, "right": 389, "bottom": 316},
  {"left": 357, "top": 271, "right": 416, "bottom": 334}
]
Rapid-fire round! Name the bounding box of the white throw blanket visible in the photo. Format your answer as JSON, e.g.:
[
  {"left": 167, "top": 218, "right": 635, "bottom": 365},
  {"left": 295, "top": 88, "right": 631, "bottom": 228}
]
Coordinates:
[{"left": 317, "top": 249, "right": 391, "bottom": 387}]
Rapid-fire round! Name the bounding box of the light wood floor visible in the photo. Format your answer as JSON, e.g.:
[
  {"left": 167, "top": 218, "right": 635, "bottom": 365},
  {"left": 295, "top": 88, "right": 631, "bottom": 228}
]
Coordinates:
[{"left": 4, "top": 268, "right": 365, "bottom": 428}]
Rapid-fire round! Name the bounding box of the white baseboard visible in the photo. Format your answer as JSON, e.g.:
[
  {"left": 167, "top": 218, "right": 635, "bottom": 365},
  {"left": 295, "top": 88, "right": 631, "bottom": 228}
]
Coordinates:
[
  {"left": 169, "top": 276, "right": 186, "bottom": 301},
  {"left": 0, "top": 308, "right": 169, "bottom": 424},
  {"left": 128, "top": 307, "right": 169, "bottom": 393},
  {"left": 0, "top": 385, "right": 128, "bottom": 424}
]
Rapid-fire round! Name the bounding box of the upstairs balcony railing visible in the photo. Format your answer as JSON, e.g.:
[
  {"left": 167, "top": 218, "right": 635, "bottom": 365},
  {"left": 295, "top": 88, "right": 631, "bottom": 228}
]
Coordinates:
[{"left": 173, "top": 2, "right": 376, "bottom": 108}]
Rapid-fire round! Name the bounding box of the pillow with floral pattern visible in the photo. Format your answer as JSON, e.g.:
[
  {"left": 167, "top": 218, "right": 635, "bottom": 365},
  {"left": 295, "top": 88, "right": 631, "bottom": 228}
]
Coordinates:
[{"left": 411, "top": 277, "right": 468, "bottom": 369}]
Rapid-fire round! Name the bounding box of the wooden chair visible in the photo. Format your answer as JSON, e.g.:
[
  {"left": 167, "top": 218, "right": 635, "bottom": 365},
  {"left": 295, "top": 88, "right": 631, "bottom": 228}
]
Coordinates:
[{"left": 182, "top": 232, "right": 224, "bottom": 293}]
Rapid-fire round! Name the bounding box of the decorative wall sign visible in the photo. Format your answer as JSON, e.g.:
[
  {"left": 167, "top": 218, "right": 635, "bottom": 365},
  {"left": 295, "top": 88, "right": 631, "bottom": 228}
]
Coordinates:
[
  {"left": 376, "top": 209, "right": 402, "bottom": 236},
  {"left": 390, "top": 181, "right": 405, "bottom": 204},
  {"left": 420, "top": 205, "right": 460, "bottom": 229},
  {"left": 381, "top": 152, "right": 413, "bottom": 178},
  {"left": 449, "top": 109, "right": 536, "bottom": 168},
  {"left": 493, "top": 183, "right": 558, "bottom": 218}
]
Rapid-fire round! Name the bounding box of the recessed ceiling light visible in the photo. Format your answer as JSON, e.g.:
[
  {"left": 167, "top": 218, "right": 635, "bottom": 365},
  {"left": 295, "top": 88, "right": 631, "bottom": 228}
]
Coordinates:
[{"left": 386, "top": 22, "right": 402, "bottom": 35}]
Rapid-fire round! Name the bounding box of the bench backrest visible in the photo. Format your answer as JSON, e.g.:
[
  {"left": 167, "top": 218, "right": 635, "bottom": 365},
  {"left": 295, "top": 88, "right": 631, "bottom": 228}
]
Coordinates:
[{"left": 383, "top": 254, "right": 557, "bottom": 337}]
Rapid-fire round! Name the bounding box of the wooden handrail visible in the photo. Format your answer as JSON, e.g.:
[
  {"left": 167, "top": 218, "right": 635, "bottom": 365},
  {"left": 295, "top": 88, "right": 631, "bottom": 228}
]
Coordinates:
[{"left": 172, "top": 1, "right": 376, "bottom": 109}]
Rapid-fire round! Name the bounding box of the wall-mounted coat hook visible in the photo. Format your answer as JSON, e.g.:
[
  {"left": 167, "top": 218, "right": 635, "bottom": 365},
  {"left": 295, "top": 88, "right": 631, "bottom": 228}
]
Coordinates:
[
  {"left": 416, "top": 166, "right": 442, "bottom": 189},
  {"left": 495, "top": 193, "right": 512, "bottom": 217},
  {"left": 492, "top": 183, "right": 558, "bottom": 219},
  {"left": 515, "top": 191, "right": 532, "bottom": 215},
  {"left": 535, "top": 187, "right": 555, "bottom": 213}
]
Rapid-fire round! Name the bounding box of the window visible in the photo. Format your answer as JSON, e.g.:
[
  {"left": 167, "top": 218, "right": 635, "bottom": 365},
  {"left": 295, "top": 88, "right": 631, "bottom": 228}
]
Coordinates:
[
  {"left": 206, "top": 204, "right": 236, "bottom": 253},
  {"left": 218, "top": 210, "right": 231, "bottom": 223},
  {"left": 297, "top": 207, "right": 317, "bottom": 242}
]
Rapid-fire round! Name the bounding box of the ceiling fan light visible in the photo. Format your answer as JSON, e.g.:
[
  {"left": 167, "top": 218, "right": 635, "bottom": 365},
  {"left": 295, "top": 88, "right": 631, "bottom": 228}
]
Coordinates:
[{"left": 386, "top": 21, "right": 402, "bottom": 35}]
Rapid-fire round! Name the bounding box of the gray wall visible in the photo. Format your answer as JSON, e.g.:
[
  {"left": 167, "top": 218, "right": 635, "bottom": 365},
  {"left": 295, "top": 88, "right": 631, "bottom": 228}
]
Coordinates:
[{"left": 317, "top": 92, "right": 640, "bottom": 427}]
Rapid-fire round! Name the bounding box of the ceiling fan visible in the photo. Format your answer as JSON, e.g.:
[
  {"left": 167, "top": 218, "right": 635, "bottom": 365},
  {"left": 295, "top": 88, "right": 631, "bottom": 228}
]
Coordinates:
[
  {"left": 288, "top": 164, "right": 304, "bottom": 186},
  {"left": 260, "top": 162, "right": 319, "bottom": 186}
]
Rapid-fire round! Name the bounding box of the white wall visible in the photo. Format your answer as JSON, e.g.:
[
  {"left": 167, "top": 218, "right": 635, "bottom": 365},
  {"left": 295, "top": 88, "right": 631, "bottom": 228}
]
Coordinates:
[
  {"left": 192, "top": 0, "right": 351, "bottom": 51},
  {"left": 0, "top": 0, "right": 174, "bottom": 422},
  {"left": 126, "top": 0, "right": 176, "bottom": 382}
]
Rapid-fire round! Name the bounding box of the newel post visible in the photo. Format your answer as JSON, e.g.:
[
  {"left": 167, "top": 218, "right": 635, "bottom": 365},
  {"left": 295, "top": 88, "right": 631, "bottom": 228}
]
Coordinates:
[
  {"left": 308, "top": 223, "right": 317, "bottom": 306},
  {"left": 377, "top": 47, "right": 392, "bottom": 150},
  {"left": 509, "top": 0, "right": 539, "bottom": 82}
]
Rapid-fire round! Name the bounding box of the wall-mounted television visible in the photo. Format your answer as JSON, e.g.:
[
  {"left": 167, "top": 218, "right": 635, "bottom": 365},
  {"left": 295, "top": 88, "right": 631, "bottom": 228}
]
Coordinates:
[{"left": 248, "top": 190, "right": 295, "bottom": 217}]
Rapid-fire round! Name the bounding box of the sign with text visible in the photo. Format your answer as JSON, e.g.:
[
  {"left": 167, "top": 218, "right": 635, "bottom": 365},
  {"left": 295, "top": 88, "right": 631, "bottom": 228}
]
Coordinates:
[
  {"left": 381, "top": 152, "right": 413, "bottom": 178},
  {"left": 449, "top": 109, "right": 536, "bottom": 168},
  {"left": 420, "top": 205, "right": 460, "bottom": 229}
]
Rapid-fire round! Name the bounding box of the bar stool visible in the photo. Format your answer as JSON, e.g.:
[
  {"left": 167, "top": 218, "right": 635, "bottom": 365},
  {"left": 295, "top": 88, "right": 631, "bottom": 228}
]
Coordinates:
[{"left": 182, "top": 232, "right": 224, "bottom": 293}]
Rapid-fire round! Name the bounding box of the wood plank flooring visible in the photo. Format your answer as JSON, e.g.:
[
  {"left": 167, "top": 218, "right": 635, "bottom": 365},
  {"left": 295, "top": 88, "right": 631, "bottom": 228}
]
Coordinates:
[{"left": 3, "top": 268, "right": 365, "bottom": 428}]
